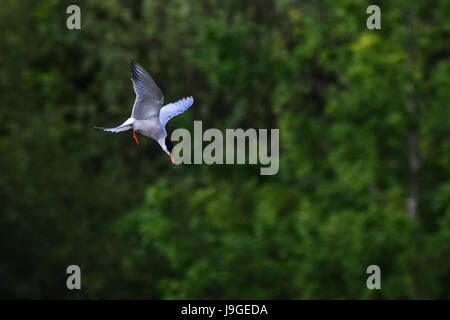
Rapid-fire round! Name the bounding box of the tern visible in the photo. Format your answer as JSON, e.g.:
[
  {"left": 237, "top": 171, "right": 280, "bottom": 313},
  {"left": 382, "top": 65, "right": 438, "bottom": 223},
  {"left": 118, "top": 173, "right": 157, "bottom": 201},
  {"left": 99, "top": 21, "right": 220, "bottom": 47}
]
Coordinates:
[{"left": 95, "top": 60, "right": 194, "bottom": 165}]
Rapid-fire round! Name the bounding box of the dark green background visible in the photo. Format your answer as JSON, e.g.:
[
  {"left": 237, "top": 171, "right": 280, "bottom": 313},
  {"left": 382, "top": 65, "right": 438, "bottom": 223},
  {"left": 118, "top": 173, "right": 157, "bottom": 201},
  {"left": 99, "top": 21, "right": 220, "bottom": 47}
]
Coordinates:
[{"left": 0, "top": 0, "right": 449, "bottom": 299}]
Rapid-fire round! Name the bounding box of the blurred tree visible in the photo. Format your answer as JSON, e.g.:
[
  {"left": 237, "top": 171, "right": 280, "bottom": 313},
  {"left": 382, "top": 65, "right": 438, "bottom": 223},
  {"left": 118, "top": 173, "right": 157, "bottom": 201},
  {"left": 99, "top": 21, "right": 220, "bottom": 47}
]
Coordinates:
[{"left": 0, "top": 0, "right": 448, "bottom": 299}]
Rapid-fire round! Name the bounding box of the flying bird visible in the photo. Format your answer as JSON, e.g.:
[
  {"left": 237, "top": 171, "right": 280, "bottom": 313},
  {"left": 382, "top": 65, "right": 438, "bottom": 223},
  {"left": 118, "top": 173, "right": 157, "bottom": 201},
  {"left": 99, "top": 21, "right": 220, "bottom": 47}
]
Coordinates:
[{"left": 95, "top": 60, "right": 194, "bottom": 165}]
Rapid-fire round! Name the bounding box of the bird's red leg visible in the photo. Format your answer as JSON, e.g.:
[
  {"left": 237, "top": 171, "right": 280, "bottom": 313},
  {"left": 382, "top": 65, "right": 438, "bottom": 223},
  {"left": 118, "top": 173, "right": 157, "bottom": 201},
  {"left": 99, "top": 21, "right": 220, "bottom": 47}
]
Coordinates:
[{"left": 133, "top": 130, "right": 139, "bottom": 145}]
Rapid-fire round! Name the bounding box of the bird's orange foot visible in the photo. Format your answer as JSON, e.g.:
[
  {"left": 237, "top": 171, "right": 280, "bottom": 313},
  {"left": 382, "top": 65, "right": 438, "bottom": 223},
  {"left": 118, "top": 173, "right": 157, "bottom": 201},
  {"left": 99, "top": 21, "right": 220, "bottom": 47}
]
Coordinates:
[{"left": 133, "top": 130, "right": 139, "bottom": 145}]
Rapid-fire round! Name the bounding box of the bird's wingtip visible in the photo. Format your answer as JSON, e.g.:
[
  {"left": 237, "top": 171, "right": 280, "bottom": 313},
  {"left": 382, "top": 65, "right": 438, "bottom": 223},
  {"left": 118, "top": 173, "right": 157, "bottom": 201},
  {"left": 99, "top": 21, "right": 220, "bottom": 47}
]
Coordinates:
[
  {"left": 130, "top": 60, "right": 141, "bottom": 77},
  {"left": 130, "top": 60, "right": 137, "bottom": 70}
]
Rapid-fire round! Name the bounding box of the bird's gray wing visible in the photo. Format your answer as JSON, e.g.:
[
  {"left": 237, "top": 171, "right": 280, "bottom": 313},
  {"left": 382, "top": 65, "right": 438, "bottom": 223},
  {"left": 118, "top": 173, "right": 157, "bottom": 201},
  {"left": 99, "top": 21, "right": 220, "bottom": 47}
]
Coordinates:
[
  {"left": 159, "top": 96, "right": 194, "bottom": 129},
  {"left": 130, "top": 60, "right": 164, "bottom": 120}
]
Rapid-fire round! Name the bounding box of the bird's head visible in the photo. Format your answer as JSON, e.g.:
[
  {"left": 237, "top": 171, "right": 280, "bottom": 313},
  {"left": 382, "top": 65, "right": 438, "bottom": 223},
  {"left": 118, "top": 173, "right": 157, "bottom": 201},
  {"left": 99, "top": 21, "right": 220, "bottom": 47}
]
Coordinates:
[{"left": 159, "top": 136, "right": 174, "bottom": 165}]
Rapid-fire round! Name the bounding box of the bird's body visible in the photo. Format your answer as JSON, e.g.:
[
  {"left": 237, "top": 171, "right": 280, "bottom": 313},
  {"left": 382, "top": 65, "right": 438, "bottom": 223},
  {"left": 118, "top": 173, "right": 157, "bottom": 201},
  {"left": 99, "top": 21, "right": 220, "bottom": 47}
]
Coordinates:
[
  {"left": 133, "top": 118, "right": 164, "bottom": 140},
  {"left": 96, "top": 61, "right": 194, "bottom": 164}
]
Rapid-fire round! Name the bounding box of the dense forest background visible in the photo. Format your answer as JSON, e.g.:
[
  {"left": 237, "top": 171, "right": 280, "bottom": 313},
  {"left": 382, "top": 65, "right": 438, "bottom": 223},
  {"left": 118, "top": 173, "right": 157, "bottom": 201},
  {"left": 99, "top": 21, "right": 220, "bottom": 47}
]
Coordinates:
[{"left": 0, "top": 0, "right": 449, "bottom": 299}]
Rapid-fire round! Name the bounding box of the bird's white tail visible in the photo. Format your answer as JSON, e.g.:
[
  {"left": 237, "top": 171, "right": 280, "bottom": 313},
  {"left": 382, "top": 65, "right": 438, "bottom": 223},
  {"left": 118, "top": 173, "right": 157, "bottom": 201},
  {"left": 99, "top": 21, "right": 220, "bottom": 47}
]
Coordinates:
[{"left": 95, "top": 118, "right": 134, "bottom": 133}]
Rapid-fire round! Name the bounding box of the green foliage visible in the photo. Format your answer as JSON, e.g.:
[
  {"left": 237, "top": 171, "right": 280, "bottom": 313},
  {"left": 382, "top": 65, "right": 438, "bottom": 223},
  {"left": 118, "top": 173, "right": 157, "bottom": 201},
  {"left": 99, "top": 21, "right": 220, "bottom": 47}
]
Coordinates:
[{"left": 0, "top": 0, "right": 448, "bottom": 298}]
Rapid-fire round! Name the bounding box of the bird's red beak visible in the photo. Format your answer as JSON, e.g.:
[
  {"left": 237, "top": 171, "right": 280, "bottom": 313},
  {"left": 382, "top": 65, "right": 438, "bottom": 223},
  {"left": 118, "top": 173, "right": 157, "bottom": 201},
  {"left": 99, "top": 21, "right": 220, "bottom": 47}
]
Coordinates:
[{"left": 169, "top": 154, "right": 174, "bottom": 165}]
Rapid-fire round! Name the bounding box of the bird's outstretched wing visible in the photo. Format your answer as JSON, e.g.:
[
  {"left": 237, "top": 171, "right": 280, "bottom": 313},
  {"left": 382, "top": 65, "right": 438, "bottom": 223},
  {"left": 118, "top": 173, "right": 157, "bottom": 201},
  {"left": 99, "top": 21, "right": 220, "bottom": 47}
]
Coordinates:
[
  {"left": 130, "top": 60, "right": 164, "bottom": 120},
  {"left": 159, "top": 96, "right": 194, "bottom": 129}
]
